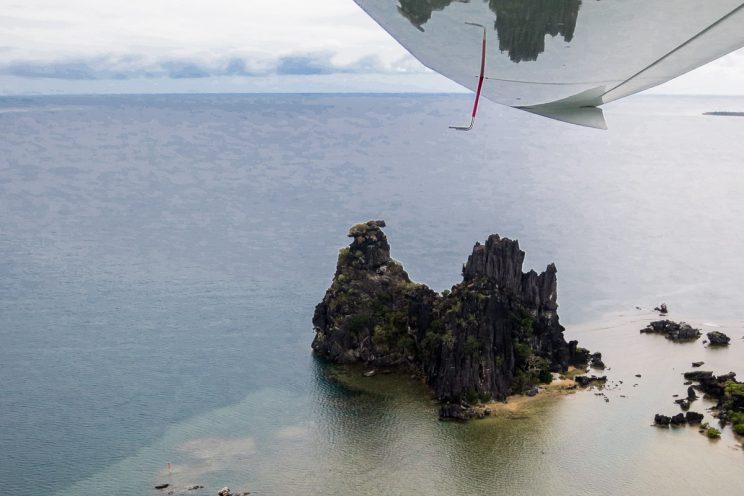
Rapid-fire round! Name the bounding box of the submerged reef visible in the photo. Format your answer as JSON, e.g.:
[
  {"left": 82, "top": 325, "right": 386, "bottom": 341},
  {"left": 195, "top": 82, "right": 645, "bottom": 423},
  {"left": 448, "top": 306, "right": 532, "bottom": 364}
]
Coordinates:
[{"left": 312, "top": 220, "right": 590, "bottom": 417}]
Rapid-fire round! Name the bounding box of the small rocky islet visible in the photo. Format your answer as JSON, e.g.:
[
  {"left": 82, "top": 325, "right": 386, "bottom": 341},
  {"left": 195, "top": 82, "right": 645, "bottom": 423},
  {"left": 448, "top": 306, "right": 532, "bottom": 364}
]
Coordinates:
[
  {"left": 310, "top": 220, "right": 743, "bottom": 450},
  {"left": 654, "top": 370, "right": 744, "bottom": 441},
  {"left": 639, "top": 319, "right": 731, "bottom": 345},
  {"left": 638, "top": 312, "right": 742, "bottom": 440},
  {"left": 640, "top": 319, "right": 702, "bottom": 341},
  {"left": 311, "top": 220, "right": 597, "bottom": 419}
]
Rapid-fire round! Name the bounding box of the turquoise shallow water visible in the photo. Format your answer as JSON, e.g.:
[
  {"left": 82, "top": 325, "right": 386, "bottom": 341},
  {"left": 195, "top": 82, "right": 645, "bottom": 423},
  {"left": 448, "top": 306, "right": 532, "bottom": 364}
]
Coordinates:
[{"left": 1, "top": 94, "right": 743, "bottom": 495}]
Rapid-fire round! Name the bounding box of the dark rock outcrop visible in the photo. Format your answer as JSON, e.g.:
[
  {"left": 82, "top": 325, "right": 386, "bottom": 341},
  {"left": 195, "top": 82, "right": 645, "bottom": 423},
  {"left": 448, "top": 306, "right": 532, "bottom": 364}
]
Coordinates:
[
  {"left": 568, "top": 341, "right": 590, "bottom": 366},
  {"left": 706, "top": 331, "right": 730, "bottom": 346},
  {"left": 683, "top": 370, "right": 714, "bottom": 381},
  {"left": 574, "top": 375, "right": 607, "bottom": 388},
  {"left": 311, "top": 220, "right": 437, "bottom": 366},
  {"left": 670, "top": 413, "right": 686, "bottom": 425},
  {"left": 685, "top": 371, "right": 737, "bottom": 398},
  {"left": 677, "top": 371, "right": 744, "bottom": 437},
  {"left": 687, "top": 386, "right": 697, "bottom": 400},
  {"left": 640, "top": 320, "right": 701, "bottom": 341},
  {"left": 589, "top": 352, "right": 605, "bottom": 369},
  {"left": 312, "top": 221, "right": 589, "bottom": 415},
  {"left": 654, "top": 414, "right": 671, "bottom": 426},
  {"left": 439, "top": 402, "right": 477, "bottom": 421},
  {"left": 686, "top": 411, "right": 704, "bottom": 424},
  {"left": 655, "top": 412, "right": 704, "bottom": 426}
]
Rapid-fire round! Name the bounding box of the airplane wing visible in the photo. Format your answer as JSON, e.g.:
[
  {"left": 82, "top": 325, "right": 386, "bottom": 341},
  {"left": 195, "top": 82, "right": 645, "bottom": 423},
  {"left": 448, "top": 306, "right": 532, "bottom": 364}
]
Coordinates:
[{"left": 354, "top": 0, "right": 744, "bottom": 128}]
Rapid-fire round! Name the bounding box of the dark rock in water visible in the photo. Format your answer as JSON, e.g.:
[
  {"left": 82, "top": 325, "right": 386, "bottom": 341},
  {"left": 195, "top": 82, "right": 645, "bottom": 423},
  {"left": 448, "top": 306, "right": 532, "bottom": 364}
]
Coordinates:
[
  {"left": 687, "top": 386, "right": 697, "bottom": 400},
  {"left": 654, "top": 414, "right": 671, "bottom": 426},
  {"left": 439, "top": 402, "right": 477, "bottom": 420},
  {"left": 313, "top": 221, "right": 587, "bottom": 409},
  {"left": 674, "top": 399, "right": 690, "bottom": 410},
  {"left": 706, "top": 331, "right": 730, "bottom": 346},
  {"left": 590, "top": 358, "right": 606, "bottom": 370},
  {"left": 684, "top": 371, "right": 737, "bottom": 399},
  {"left": 686, "top": 411, "right": 704, "bottom": 424},
  {"left": 640, "top": 320, "right": 701, "bottom": 341},
  {"left": 684, "top": 370, "right": 714, "bottom": 381},
  {"left": 635, "top": 373, "right": 642, "bottom": 378},
  {"left": 568, "top": 341, "right": 590, "bottom": 366},
  {"left": 670, "top": 413, "right": 686, "bottom": 425},
  {"left": 692, "top": 361, "right": 704, "bottom": 367},
  {"left": 717, "top": 371, "right": 737, "bottom": 382},
  {"left": 155, "top": 484, "right": 170, "bottom": 490},
  {"left": 654, "top": 303, "right": 668, "bottom": 314},
  {"left": 589, "top": 352, "right": 605, "bottom": 369},
  {"left": 218, "top": 488, "right": 233, "bottom": 496},
  {"left": 575, "top": 375, "right": 607, "bottom": 387}
]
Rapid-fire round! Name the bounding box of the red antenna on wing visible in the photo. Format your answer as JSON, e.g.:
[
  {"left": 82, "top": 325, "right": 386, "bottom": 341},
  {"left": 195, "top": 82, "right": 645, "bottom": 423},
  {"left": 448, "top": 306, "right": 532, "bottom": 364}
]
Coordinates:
[{"left": 450, "top": 22, "right": 487, "bottom": 131}]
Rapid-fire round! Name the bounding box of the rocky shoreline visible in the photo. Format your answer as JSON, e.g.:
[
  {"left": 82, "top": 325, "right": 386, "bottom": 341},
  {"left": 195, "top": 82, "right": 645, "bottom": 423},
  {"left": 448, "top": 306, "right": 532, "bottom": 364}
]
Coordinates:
[
  {"left": 640, "top": 314, "right": 741, "bottom": 442},
  {"left": 312, "top": 221, "right": 597, "bottom": 419}
]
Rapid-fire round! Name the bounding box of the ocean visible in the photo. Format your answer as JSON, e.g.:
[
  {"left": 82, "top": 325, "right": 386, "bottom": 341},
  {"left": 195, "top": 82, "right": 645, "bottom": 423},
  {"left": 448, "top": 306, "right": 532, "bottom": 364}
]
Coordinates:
[{"left": 1, "top": 93, "right": 743, "bottom": 495}]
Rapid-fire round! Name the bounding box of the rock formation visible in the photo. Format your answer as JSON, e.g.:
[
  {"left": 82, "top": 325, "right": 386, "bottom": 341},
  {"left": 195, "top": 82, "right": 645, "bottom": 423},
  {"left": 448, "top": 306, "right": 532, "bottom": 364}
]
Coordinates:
[
  {"left": 654, "top": 303, "right": 668, "bottom": 314},
  {"left": 640, "top": 320, "right": 701, "bottom": 341},
  {"left": 654, "top": 411, "right": 705, "bottom": 426},
  {"left": 681, "top": 370, "right": 744, "bottom": 436},
  {"left": 312, "top": 221, "right": 590, "bottom": 416},
  {"left": 311, "top": 221, "right": 437, "bottom": 366},
  {"left": 574, "top": 375, "right": 607, "bottom": 387},
  {"left": 706, "top": 331, "right": 730, "bottom": 346}
]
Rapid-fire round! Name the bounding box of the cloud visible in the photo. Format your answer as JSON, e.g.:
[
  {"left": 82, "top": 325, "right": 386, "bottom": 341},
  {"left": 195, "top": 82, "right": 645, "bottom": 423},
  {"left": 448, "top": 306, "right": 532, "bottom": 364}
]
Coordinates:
[
  {"left": 0, "top": 51, "right": 424, "bottom": 81},
  {"left": 276, "top": 55, "right": 336, "bottom": 75},
  {"left": 0, "top": 1, "right": 742, "bottom": 94},
  {"left": 1, "top": 61, "right": 100, "bottom": 80},
  {"left": 0, "top": 1, "right": 409, "bottom": 75}
]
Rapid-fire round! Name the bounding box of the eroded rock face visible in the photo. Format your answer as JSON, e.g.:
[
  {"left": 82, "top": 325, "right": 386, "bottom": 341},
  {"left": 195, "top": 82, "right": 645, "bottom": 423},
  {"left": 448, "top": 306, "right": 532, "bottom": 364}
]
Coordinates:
[
  {"left": 424, "top": 234, "right": 574, "bottom": 403},
  {"left": 311, "top": 220, "right": 436, "bottom": 366},
  {"left": 312, "top": 221, "right": 586, "bottom": 409}
]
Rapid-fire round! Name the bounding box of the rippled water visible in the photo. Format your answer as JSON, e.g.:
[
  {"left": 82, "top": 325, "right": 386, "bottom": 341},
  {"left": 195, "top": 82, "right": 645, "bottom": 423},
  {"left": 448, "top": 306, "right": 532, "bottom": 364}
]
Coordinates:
[{"left": 1, "top": 94, "right": 743, "bottom": 495}]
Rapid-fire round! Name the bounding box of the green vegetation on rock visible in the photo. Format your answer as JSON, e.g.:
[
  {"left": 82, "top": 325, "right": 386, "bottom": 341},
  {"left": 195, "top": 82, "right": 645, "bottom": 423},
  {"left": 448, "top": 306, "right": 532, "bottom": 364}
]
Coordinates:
[{"left": 705, "top": 427, "right": 721, "bottom": 439}]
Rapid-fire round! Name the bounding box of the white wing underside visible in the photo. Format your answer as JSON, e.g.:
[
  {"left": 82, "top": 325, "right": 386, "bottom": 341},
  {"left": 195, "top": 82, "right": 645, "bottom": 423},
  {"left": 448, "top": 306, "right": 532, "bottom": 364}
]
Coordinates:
[{"left": 354, "top": 0, "right": 744, "bottom": 128}]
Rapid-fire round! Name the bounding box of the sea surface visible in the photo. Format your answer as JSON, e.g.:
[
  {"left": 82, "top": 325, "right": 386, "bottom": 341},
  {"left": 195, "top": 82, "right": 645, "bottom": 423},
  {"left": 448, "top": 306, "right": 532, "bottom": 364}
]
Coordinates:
[{"left": 1, "top": 93, "right": 743, "bottom": 495}]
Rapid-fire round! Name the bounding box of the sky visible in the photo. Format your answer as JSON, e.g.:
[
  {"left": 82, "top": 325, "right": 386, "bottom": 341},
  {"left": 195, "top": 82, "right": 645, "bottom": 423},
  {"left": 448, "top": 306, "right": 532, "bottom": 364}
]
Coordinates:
[{"left": 1, "top": 0, "right": 743, "bottom": 96}]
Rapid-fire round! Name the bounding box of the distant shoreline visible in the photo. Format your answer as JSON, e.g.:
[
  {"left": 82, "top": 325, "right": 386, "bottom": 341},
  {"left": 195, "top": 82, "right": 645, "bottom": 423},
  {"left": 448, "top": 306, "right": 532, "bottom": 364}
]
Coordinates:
[{"left": 703, "top": 111, "right": 744, "bottom": 117}]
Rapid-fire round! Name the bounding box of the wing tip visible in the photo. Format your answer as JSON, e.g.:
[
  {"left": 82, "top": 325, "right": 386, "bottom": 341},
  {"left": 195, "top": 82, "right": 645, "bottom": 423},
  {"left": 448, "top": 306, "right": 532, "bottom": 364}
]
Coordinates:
[{"left": 515, "top": 105, "right": 607, "bottom": 130}]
